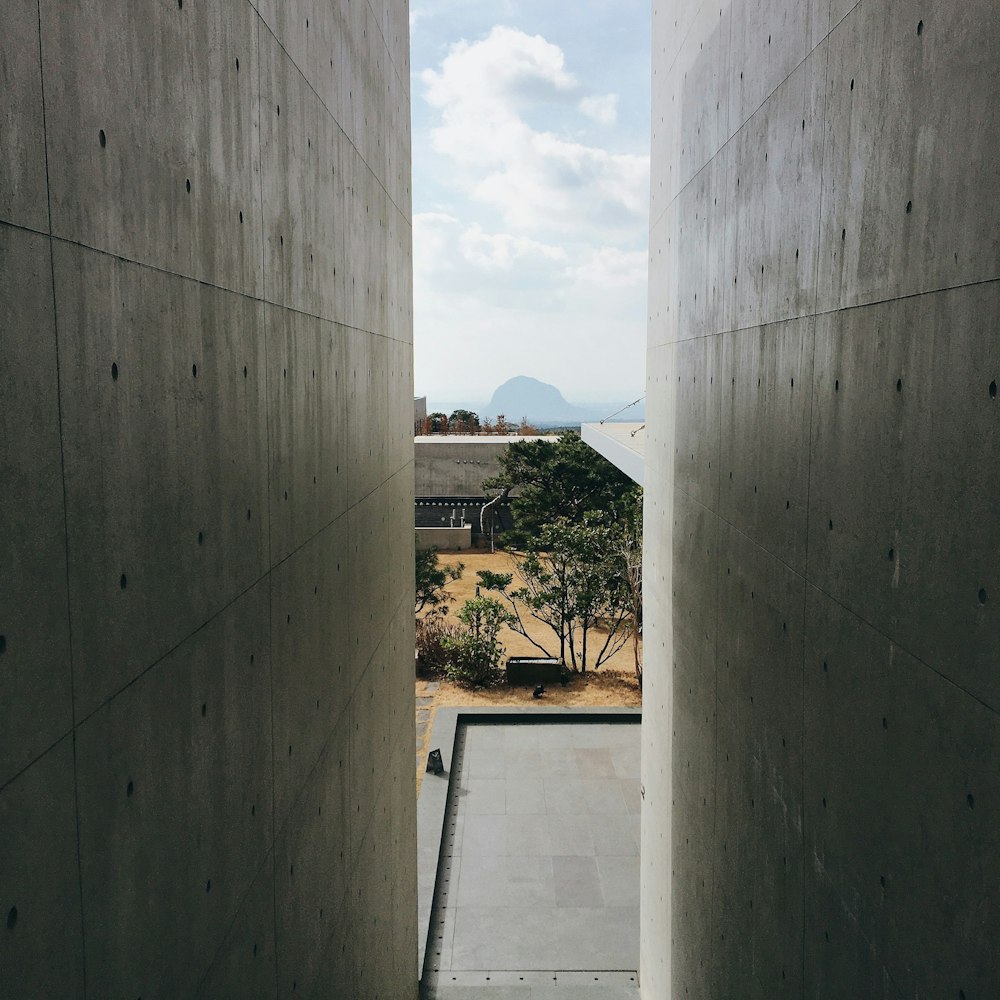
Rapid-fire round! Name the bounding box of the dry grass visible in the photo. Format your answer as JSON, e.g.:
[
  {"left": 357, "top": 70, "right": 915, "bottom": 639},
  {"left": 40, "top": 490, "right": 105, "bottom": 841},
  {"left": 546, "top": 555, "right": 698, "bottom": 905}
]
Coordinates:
[
  {"left": 420, "top": 552, "right": 642, "bottom": 706},
  {"left": 414, "top": 551, "right": 641, "bottom": 790}
]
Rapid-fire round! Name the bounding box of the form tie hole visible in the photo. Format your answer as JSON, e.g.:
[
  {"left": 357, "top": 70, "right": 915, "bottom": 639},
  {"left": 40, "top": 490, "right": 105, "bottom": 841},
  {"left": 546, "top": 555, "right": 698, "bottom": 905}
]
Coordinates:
[
  {"left": 201, "top": 703, "right": 207, "bottom": 717},
  {"left": 888, "top": 547, "right": 894, "bottom": 561},
  {"left": 236, "top": 58, "right": 240, "bottom": 72},
  {"left": 126, "top": 780, "right": 134, "bottom": 797},
  {"left": 905, "top": 201, "right": 912, "bottom": 214},
  {"left": 989, "top": 380, "right": 997, "bottom": 398},
  {"left": 835, "top": 379, "right": 840, "bottom": 392},
  {"left": 186, "top": 178, "right": 191, "bottom": 193},
  {"left": 6, "top": 907, "right": 16, "bottom": 930},
  {"left": 192, "top": 363, "right": 198, "bottom": 378},
  {"left": 917, "top": 19, "right": 924, "bottom": 34},
  {"left": 120, "top": 573, "right": 128, "bottom": 590},
  {"left": 205, "top": 879, "right": 211, "bottom": 893},
  {"left": 850, "top": 78, "right": 854, "bottom": 91},
  {"left": 967, "top": 793, "right": 975, "bottom": 809},
  {"left": 978, "top": 588, "right": 988, "bottom": 605},
  {"left": 197, "top": 531, "right": 204, "bottom": 546},
  {"left": 111, "top": 362, "right": 119, "bottom": 381},
  {"left": 841, "top": 228, "right": 846, "bottom": 241},
  {"left": 239, "top": 210, "right": 243, "bottom": 224},
  {"left": 99, "top": 129, "right": 107, "bottom": 148},
  {"left": 896, "top": 378, "right": 903, "bottom": 391},
  {"left": 882, "top": 717, "right": 888, "bottom": 729}
]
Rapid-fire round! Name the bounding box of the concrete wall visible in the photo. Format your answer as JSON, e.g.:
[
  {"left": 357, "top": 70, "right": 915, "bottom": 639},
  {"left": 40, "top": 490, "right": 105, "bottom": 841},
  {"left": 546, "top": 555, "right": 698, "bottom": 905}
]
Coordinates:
[
  {"left": 643, "top": 1, "right": 999, "bottom": 997},
  {"left": 0, "top": 2, "right": 416, "bottom": 997},
  {"left": 414, "top": 526, "right": 473, "bottom": 552},
  {"left": 414, "top": 435, "right": 557, "bottom": 496}
]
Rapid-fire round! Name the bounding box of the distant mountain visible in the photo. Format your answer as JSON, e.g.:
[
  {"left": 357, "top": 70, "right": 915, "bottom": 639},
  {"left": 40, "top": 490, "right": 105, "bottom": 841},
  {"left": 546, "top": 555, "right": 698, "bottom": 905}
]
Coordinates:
[
  {"left": 484, "top": 376, "right": 589, "bottom": 424},
  {"left": 427, "top": 378, "right": 645, "bottom": 426}
]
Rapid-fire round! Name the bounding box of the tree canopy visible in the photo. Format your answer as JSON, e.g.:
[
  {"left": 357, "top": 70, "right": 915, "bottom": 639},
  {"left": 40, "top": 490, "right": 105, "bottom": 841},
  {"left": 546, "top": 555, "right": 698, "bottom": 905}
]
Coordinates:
[
  {"left": 414, "top": 543, "right": 463, "bottom": 613},
  {"left": 481, "top": 432, "right": 636, "bottom": 547}
]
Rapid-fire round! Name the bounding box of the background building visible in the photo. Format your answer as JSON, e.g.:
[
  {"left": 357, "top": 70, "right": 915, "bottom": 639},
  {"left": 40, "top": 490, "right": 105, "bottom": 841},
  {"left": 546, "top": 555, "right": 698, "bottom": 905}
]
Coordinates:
[
  {"left": 643, "top": 1, "right": 1000, "bottom": 997},
  {"left": 1, "top": 1, "right": 415, "bottom": 996}
]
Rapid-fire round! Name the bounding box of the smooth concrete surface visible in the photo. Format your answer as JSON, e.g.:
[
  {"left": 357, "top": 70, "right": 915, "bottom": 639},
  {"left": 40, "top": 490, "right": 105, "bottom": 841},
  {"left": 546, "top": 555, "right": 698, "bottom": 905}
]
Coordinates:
[
  {"left": 1, "top": 2, "right": 416, "bottom": 997},
  {"left": 580, "top": 423, "right": 646, "bottom": 486},
  {"left": 644, "top": 1, "right": 1000, "bottom": 998},
  {"left": 416, "top": 525, "right": 474, "bottom": 551},
  {"left": 418, "top": 711, "right": 641, "bottom": 1000},
  {"left": 414, "top": 436, "right": 558, "bottom": 497}
]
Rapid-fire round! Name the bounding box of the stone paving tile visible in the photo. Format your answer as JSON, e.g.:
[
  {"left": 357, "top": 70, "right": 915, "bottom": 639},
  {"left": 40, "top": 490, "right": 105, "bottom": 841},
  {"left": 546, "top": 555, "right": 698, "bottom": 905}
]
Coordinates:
[{"left": 425, "top": 721, "right": 640, "bottom": 996}]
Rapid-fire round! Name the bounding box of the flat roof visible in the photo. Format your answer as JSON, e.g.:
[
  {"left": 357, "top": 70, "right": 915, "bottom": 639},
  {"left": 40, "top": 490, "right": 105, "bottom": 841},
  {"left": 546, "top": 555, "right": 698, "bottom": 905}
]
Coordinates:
[
  {"left": 418, "top": 710, "right": 641, "bottom": 998},
  {"left": 580, "top": 423, "right": 645, "bottom": 486}
]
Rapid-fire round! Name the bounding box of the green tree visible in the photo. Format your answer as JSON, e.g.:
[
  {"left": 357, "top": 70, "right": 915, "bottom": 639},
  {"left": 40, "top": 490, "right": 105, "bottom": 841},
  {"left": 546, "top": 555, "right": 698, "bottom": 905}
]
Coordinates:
[
  {"left": 427, "top": 411, "right": 449, "bottom": 433},
  {"left": 608, "top": 487, "right": 643, "bottom": 686},
  {"left": 481, "top": 432, "right": 634, "bottom": 547},
  {"left": 478, "top": 514, "right": 632, "bottom": 672},
  {"left": 441, "top": 596, "right": 514, "bottom": 687},
  {"left": 415, "top": 542, "right": 464, "bottom": 613},
  {"left": 448, "top": 408, "right": 481, "bottom": 433}
]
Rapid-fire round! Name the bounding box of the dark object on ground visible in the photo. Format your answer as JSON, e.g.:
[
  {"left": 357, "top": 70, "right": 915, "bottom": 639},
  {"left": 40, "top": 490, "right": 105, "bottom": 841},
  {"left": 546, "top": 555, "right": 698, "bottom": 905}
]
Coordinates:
[
  {"left": 507, "top": 656, "right": 563, "bottom": 686},
  {"left": 533, "top": 685, "right": 545, "bottom": 699},
  {"left": 426, "top": 749, "right": 444, "bottom": 774}
]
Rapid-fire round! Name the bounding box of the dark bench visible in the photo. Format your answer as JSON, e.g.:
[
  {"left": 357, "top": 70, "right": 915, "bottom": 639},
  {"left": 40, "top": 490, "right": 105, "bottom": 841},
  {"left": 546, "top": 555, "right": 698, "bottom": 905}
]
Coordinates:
[{"left": 506, "top": 656, "right": 564, "bottom": 686}]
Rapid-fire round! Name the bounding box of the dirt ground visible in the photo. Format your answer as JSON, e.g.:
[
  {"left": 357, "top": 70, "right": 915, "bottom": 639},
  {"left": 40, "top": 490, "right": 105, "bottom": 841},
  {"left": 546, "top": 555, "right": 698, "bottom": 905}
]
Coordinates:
[
  {"left": 425, "top": 550, "right": 642, "bottom": 685},
  {"left": 415, "top": 550, "right": 641, "bottom": 789}
]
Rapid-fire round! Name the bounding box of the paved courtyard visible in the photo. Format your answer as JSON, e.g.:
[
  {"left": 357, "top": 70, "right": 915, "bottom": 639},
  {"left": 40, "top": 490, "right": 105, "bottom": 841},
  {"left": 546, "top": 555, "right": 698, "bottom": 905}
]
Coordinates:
[{"left": 421, "top": 718, "right": 641, "bottom": 999}]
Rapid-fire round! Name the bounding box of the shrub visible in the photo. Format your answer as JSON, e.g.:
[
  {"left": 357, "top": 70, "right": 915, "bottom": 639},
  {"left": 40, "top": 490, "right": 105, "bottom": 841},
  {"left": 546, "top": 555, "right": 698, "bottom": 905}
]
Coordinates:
[
  {"left": 415, "top": 608, "right": 462, "bottom": 676},
  {"left": 441, "top": 596, "right": 514, "bottom": 688}
]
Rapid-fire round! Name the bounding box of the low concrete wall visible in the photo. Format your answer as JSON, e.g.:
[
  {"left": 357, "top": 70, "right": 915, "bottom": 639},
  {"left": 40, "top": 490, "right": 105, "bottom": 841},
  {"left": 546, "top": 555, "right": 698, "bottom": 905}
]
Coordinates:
[
  {"left": 415, "top": 526, "right": 473, "bottom": 551},
  {"left": 414, "top": 435, "right": 558, "bottom": 496}
]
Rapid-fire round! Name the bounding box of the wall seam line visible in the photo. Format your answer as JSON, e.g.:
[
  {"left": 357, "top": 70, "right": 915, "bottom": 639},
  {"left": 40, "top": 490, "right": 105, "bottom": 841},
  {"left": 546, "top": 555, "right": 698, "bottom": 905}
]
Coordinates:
[
  {"left": 33, "top": 0, "right": 88, "bottom": 993},
  {"left": 671, "top": 480, "right": 999, "bottom": 717}
]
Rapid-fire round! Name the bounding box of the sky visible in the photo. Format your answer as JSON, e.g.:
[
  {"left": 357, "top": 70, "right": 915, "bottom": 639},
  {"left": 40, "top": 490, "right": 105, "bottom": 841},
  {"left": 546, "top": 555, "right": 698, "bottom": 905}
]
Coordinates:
[{"left": 409, "top": 0, "right": 651, "bottom": 410}]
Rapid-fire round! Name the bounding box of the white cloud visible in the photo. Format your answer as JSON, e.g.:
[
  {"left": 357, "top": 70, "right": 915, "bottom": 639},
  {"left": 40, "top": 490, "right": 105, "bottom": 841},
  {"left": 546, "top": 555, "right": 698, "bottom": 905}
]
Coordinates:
[
  {"left": 459, "top": 225, "right": 567, "bottom": 271},
  {"left": 579, "top": 93, "right": 619, "bottom": 125},
  {"left": 419, "top": 26, "right": 648, "bottom": 242},
  {"left": 568, "top": 247, "right": 647, "bottom": 289},
  {"left": 413, "top": 212, "right": 460, "bottom": 274},
  {"left": 412, "top": 21, "right": 649, "bottom": 402}
]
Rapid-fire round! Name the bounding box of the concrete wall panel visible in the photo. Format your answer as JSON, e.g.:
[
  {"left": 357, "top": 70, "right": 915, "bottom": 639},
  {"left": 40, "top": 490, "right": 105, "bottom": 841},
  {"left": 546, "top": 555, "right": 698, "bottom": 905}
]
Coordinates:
[
  {"left": 75, "top": 580, "right": 273, "bottom": 999},
  {"left": 40, "top": 0, "right": 263, "bottom": 295},
  {"left": 195, "top": 865, "right": 277, "bottom": 1000},
  {"left": 2, "top": 1, "right": 415, "bottom": 995},
  {"left": 55, "top": 244, "right": 269, "bottom": 719},
  {"left": 672, "top": 335, "right": 722, "bottom": 509},
  {"left": 816, "top": 0, "right": 1000, "bottom": 312},
  {"left": 0, "top": 1, "right": 48, "bottom": 231},
  {"left": 645, "top": 0, "right": 1000, "bottom": 996},
  {"left": 808, "top": 285, "right": 1000, "bottom": 709},
  {"left": 0, "top": 738, "right": 84, "bottom": 998},
  {"left": 719, "top": 319, "right": 813, "bottom": 573},
  {"left": 804, "top": 589, "right": 999, "bottom": 999},
  {"left": 270, "top": 517, "right": 349, "bottom": 829},
  {"left": 274, "top": 724, "right": 351, "bottom": 998},
  {"left": 266, "top": 306, "right": 348, "bottom": 563},
  {"left": 0, "top": 227, "right": 72, "bottom": 786}
]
